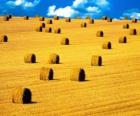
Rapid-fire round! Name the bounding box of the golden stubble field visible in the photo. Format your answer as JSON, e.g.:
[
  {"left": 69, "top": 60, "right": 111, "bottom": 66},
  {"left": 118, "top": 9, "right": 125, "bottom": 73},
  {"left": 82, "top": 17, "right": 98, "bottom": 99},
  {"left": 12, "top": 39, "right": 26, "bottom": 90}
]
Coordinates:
[{"left": 0, "top": 16, "right": 140, "bottom": 116}]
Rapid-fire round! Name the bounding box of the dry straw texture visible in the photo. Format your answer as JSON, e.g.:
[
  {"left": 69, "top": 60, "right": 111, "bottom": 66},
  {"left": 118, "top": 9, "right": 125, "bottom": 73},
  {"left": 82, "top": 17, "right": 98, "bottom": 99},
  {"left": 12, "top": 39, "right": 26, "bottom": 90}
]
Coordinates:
[
  {"left": 102, "top": 41, "right": 112, "bottom": 49},
  {"left": 132, "top": 19, "right": 137, "bottom": 23},
  {"left": 47, "top": 19, "right": 53, "bottom": 24},
  {"left": 130, "top": 29, "right": 137, "bottom": 35},
  {"left": 123, "top": 24, "right": 129, "bottom": 29},
  {"left": 61, "top": 38, "right": 69, "bottom": 45},
  {"left": 41, "top": 23, "right": 46, "bottom": 28},
  {"left": 24, "top": 16, "right": 29, "bottom": 20},
  {"left": 39, "top": 17, "right": 45, "bottom": 21},
  {"left": 81, "top": 22, "right": 87, "bottom": 27},
  {"left": 107, "top": 18, "right": 112, "bottom": 22},
  {"left": 70, "top": 68, "right": 85, "bottom": 81},
  {"left": 45, "top": 27, "right": 52, "bottom": 33},
  {"left": 3, "top": 16, "right": 9, "bottom": 21},
  {"left": 65, "top": 18, "right": 71, "bottom": 22},
  {"left": 119, "top": 36, "right": 127, "bottom": 43},
  {"left": 36, "top": 26, "right": 43, "bottom": 32},
  {"left": 0, "top": 35, "right": 8, "bottom": 42},
  {"left": 54, "top": 16, "right": 59, "bottom": 20},
  {"left": 12, "top": 87, "right": 32, "bottom": 104},
  {"left": 96, "top": 31, "right": 104, "bottom": 37},
  {"left": 48, "top": 53, "right": 60, "bottom": 64},
  {"left": 54, "top": 28, "right": 61, "bottom": 34},
  {"left": 91, "top": 55, "right": 102, "bottom": 66},
  {"left": 87, "top": 19, "right": 94, "bottom": 24},
  {"left": 40, "top": 67, "right": 54, "bottom": 80},
  {"left": 24, "top": 53, "right": 36, "bottom": 63}
]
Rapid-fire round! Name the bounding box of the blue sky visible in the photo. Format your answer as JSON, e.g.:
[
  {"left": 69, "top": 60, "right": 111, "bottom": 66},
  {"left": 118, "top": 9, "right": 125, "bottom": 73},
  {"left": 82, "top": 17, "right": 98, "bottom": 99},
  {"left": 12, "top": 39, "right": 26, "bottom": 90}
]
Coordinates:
[{"left": 0, "top": 0, "right": 140, "bottom": 19}]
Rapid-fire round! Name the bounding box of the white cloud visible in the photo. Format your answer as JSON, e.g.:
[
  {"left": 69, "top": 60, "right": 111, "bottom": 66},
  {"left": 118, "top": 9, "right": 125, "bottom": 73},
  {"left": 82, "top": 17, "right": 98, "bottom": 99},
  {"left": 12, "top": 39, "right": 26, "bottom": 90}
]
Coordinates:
[
  {"left": 94, "top": 0, "right": 110, "bottom": 8},
  {"left": 7, "top": 0, "right": 40, "bottom": 8},
  {"left": 73, "top": 0, "right": 87, "bottom": 8},
  {"left": 86, "top": 6, "right": 101, "bottom": 13},
  {"left": 47, "top": 5, "right": 79, "bottom": 18},
  {"left": 122, "top": 9, "right": 140, "bottom": 19}
]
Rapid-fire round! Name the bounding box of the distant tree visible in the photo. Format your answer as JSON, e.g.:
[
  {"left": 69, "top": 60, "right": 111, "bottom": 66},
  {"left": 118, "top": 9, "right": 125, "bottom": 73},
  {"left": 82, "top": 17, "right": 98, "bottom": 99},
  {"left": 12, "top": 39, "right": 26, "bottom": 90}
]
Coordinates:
[
  {"left": 124, "top": 16, "right": 129, "bottom": 20},
  {"left": 85, "top": 16, "right": 91, "bottom": 19}
]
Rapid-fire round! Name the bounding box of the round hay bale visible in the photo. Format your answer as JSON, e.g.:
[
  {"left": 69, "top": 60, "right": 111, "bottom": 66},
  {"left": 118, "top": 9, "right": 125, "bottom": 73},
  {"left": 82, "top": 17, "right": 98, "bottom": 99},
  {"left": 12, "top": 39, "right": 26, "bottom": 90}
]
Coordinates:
[
  {"left": 36, "top": 26, "right": 43, "bottom": 32},
  {"left": 7, "top": 15, "right": 12, "bottom": 19},
  {"left": 102, "top": 16, "right": 108, "bottom": 20},
  {"left": 130, "top": 28, "right": 137, "bottom": 35},
  {"left": 41, "top": 23, "right": 45, "bottom": 28},
  {"left": 123, "top": 24, "right": 129, "bottom": 29},
  {"left": 54, "top": 28, "right": 61, "bottom": 34},
  {"left": 132, "top": 19, "right": 137, "bottom": 23},
  {"left": 87, "top": 19, "right": 94, "bottom": 24},
  {"left": 45, "top": 27, "right": 52, "bottom": 33},
  {"left": 96, "top": 31, "right": 104, "bottom": 37},
  {"left": 3, "top": 16, "right": 9, "bottom": 21},
  {"left": 61, "top": 37, "right": 69, "bottom": 45},
  {"left": 119, "top": 36, "right": 127, "bottom": 43},
  {"left": 24, "top": 53, "right": 36, "bottom": 63},
  {"left": 0, "top": 35, "right": 8, "bottom": 42},
  {"left": 65, "top": 18, "right": 71, "bottom": 22},
  {"left": 91, "top": 55, "right": 102, "bottom": 66},
  {"left": 102, "top": 41, "right": 112, "bottom": 49},
  {"left": 81, "top": 22, "right": 87, "bottom": 28},
  {"left": 39, "top": 17, "right": 45, "bottom": 21},
  {"left": 107, "top": 18, "right": 112, "bottom": 22},
  {"left": 54, "top": 16, "right": 59, "bottom": 20},
  {"left": 70, "top": 68, "right": 85, "bottom": 81},
  {"left": 40, "top": 67, "right": 53, "bottom": 80},
  {"left": 12, "top": 87, "right": 32, "bottom": 104},
  {"left": 48, "top": 53, "right": 60, "bottom": 64},
  {"left": 24, "top": 16, "right": 29, "bottom": 20},
  {"left": 47, "top": 19, "right": 53, "bottom": 24}
]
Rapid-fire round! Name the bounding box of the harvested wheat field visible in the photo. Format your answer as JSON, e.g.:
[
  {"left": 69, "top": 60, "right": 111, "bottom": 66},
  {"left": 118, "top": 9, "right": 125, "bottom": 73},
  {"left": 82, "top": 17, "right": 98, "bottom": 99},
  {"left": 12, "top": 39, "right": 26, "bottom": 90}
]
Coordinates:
[{"left": 0, "top": 16, "right": 140, "bottom": 116}]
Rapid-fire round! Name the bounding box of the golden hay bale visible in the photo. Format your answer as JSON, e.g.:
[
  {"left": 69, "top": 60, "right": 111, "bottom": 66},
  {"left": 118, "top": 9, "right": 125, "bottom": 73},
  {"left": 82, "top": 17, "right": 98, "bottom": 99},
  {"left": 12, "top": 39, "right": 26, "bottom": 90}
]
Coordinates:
[
  {"left": 123, "top": 24, "right": 129, "bottom": 29},
  {"left": 47, "top": 19, "right": 53, "bottom": 24},
  {"left": 107, "top": 18, "right": 112, "bottom": 22},
  {"left": 3, "top": 16, "right": 9, "bottom": 21},
  {"left": 102, "top": 41, "right": 112, "bottom": 49},
  {"left": 40, "top": 67, "right": 53, "bottom": 80},
  {"left": 65, "top": 18, "right": 71, "bottom": 22},
  {"left": 54, "top": 16, "right": 59, "bottom": 20},
  {"left": 48, "top": 53, "right": 60, "bottom": 64},
  {"left": 96, "top": 31, "right": 104, "bottom": 37},
  {"left": 39, "top": 17, "right": 45, "bottom": 21},
  {"left": 24, "top": 16, "right": 29, "bottom": 20},
  {"left": 24, "top": 53, "right": 36, "bottom": 63},
  {"left": 70, "top": 68, "right": 85, "bottom": 81},
  {"left": 36, "top": 26, "right": 43, "bottom": 32},
  {"left": 54, "top": 28, "right": 61, "bottom": 34},
  {"left": 119, "top": 36, "right": 127, "bottom": 43},
  {"left": 132, "top": 19, "right": 137, "bottom": 23},
  {"left": 61, "top": 37, "right": 69, "bottom": 45},
  {"left": 0, "top": 35, "right": 8, "bottom": 42},
  {"left": 130, "top": 28, "right": 137, "bottom": 35},
  {"left": 81, "top": 22, "right": 87, "bottom": 27},
  {"left": 87, "top": 19, "right": 94, "bottom": 24},
  {"left": 8, "top": 15, "right": 12, "bottom": 19},
  {"left": 40, "top": 23, "right": 45, "bottom": 28},
  {"left": 91, "top": 55, "right": 102, "bottom": 66},
  {"left": 12, "top": 87, "right": 32, "bottom": 104},
  {"left": 102, "top": 16, "right": 108, "bottom": 20},
  {"left": 45, "top": 27, "right": 52, "bottom": 33}
]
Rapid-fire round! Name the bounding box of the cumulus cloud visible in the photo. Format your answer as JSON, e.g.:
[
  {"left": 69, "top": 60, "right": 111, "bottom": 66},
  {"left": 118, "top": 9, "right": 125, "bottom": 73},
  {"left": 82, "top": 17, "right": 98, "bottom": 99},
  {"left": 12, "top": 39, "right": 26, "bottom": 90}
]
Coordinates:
[
  {"left": 7, "top": 0, "right": 40, "bottom": 8},
  {"left": 122, "top": 9, "right": 140, "bottom": 19},
  {"left": 47, "top": 0, "right": 110, "bottom": 18}
]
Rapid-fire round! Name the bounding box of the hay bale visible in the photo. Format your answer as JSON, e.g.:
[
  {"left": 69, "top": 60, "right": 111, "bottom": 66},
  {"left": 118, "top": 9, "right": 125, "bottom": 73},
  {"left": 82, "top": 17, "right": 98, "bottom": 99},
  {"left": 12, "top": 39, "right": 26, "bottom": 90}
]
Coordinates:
[
  {"left": 45, "top": 27, "right": 52, "bottom": 33},
  {"left": 54, "top": 16, "right": 59, "bottom": 20},
  {"left": 123, "top": 24, "right": 129, "bottom": 29},
  {"left": 39, "top": 17, "right": 45, "bottom": 21},
  {"left": 102, "top": 41, "right": 112, "bottom": 49},
  {"left": 132, "top": 19, "right": 137, "bottom": 23},
  {"left": 119, "top": 36, "right": 127, "bottom": 43},
  {"left": 87, "top": 19, "right": 94, "bottom": 24},
  {"left": 3, "top": 16, "right": 9, "bottom": 21},
  {"left": 65, "top": 18, "right": 71, "bottom": 22},
  {"left": 24, "top": 16, "right": 29, "bottom": 20},
  {"left": 96, "top": 31, "right": 104, "bottom": 37},
  {"left": 130, "top": 29, "right": 137, "bottom": 35},
  {"left": 40, "top": 67, "right": 53, "bottom": 80},
  {"left": 61, "top": 37, "right": 69, "bottom": 45},
  {"left": 48, "top": 53, "right": 60, "bottom": 64},
  {"left": 0, "top": 35, "right": 8, "bottom": 42},
  {"left": 12, "top": 87, "right": 32, "bottom": 104},
  {"left": 81, "top": 22, "right": 87, "bottom": 28},
  {"left": 102, "top": 16, "right": 108, "bottom": 20},
  {"left": 91, "top": 55, "right": 102, "bottom": 66},
  {"left": 107, "top": 18, "right": 112, "bottom": 22},
  {"left": 47, "top": 19, "right": 53, "bottom": 24},
  {"left": 36, "top": 26, "right": 43, "bottom": 32},
  {"left": 7, "top": 15, "right": 12, "bottom": 19},
  {"left": 24, "top": 53, "right": 36, "bottom": 63},
  {"left": 54, "top": 28, "right": 61, "bottom": 34},
  {"left": 40, "top": 23, "right": 45, "bottom": 28},
  {"left": 70, "top": 68, "right": 85, "bottom": 81}
]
